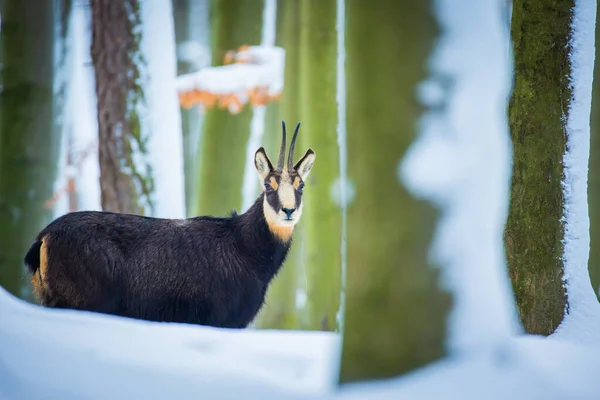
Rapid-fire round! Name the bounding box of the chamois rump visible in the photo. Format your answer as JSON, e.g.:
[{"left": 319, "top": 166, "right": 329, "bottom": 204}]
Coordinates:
[{"left": 24, "top": 122, "right": 315, "bottom": 328}]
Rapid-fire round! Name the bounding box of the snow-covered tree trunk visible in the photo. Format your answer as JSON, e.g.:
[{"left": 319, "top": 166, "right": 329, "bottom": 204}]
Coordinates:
[
  {"left": 91, "top": 0, "right": 153, "bottom": 215},
  {"left": 255, "top": 0, "right": 303, "bottom": 330},
  {"left": 194, "top": 0, "right": 264, "bottom": 217},
  {"left": 504, "top": 0, "right": 571, "bottom": 334},
  {"left": 172, "top": 0, "right": 195, "bottom": 214},
  {"left": 299, "top": 0, "right": 342, "bottom": 332},
  {"left": 172, "top": 0, "right": 210, "bottom": 216},
  {"left": 339, "top": 0, "right": 451, "bottom": 382},
  {"left": 140, "top": 0, "right": 185, "bottom": 218},
  {"left": 49, "top": 0, "right": 75, "bottom": 217},
  {"left": 0, "top": 0, "right": 60, "bottom": 300},
  {"left": 588, "top": 0, "right": 600, "bottom": 299}
]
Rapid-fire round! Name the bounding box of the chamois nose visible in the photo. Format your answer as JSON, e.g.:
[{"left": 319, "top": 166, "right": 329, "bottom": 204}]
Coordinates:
[{"left": 282, "top": 207, "right": 296, "bottom": 218}]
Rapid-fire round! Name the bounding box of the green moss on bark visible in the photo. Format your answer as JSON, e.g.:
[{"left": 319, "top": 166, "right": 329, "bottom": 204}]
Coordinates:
[
  {"left": 298, "top": 0, "right": 342, "bottom": 332},
  {"left": 504, "top": 0, "right": 572, "bottom": 334},
  {"left": 0, "top": 1, "right": 58, "bottom": 300},
  {"left": 339, "top": 0, "right": 450, "bottom": 383},
  {"left": 194, "top": 0, "right": 263, "bottom": 217}
]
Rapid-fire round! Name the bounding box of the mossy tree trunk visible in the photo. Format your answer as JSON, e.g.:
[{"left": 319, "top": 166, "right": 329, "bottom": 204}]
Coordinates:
[
  {"left": 298, "top": 0, "right": 342, "bottom": 332},
  {"left": 0, "top": 0, "right": 59, "bottom": 300},
  {"left": 588, "top": 0, "right": 600, "bottom": 300},
  {"left": 504, "top": 0, "right": 572, "bottom": 334},
  {"left": 255, "top": 0, "right": 303, "bottom": 329},
  {"left": 339, "top": 0, "right": 451, "bottom": 383},
  {"left": 91, "top": 0, "right": 153, "bottom": 215},
  {"left": 194, "top": 0, "right": 263, "bottom": 217}
]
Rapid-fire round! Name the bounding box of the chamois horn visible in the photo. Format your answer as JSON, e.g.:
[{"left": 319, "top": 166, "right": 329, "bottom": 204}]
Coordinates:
[
  {"left": 278, "top": 121, "right": 287, "bottom": 171},
  {"left": 287, "top": 122, "right": 301, "bottom": 171}
]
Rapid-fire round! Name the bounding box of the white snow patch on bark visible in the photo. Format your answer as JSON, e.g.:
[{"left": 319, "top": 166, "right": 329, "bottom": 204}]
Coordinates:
[
  {"left": 68, "top": 5, "right": 101, "bottom": 212},
  {"left": 399, "top": 0, "right": 521, "bottom": 354},
  {"left": 140, "top": 0, "right": 186, "bottom": 218},
  {"left": 552, "top": 0, "right": 600, "bottom": 345}
]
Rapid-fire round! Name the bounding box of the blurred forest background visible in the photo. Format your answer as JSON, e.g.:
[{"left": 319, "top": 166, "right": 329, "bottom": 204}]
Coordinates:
[{"left": 2, "top": 0, "right": 600, "bottom": 384}]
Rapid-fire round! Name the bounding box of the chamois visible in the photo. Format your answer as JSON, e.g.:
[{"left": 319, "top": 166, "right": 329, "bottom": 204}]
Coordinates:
[{"left": 24, "top": 122, "right": 315, "bottom": 328}]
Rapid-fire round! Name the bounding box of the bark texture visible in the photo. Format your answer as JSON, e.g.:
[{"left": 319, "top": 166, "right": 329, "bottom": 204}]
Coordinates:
[
  {"left": 588, "top": 0, "right": 600, "bottom": 299},
  {"left": 194, "top": 0, "right": 264, "bottom": 217},
  {"left": 504, "top": 0, "right": 572, "bottom": 334},
  {"left": 91, "top": 0, "right": 152, "bottom": 215},
  {"left": 0, "top": 0, "right": 58, "bottom": 299},
  {"left": 299, "top": 0, "right": 342, "bottom": 332},
  {"left": 339, "top": 0, "right": 450, "bottom": 383}
]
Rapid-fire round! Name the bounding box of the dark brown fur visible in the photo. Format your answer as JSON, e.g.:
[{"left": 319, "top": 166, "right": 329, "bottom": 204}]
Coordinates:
[{"left": 24, "top": 195, "right": 291, "bottom": 328}]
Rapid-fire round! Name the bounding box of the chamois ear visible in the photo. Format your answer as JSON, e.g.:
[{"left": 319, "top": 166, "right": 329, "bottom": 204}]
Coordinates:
[
  {"left": 294, "top": 149, "right": 316, "bottom": 180},
  {"left": 255, "top": 147, "right": 273, "bottom": 180}
]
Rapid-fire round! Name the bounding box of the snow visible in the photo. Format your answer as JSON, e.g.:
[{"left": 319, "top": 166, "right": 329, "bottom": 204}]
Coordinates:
[
  {"left": 0, "top": 287, "right": 338, "bottom": 400},
  {"left": 336, "top": 336, "right": 600, "bottom": 399},
  {"left": 3, "top": 285, "right": 600, "bottom": 399},
  {"left": 175, "top": 46, "right": 284, "bottom": 96},
  {"left": 552, "top": 0, "right": 600, "bottom": 345},
  {"left": 399, "top": 0, "right": 522, "bottom": 355},
  {"left": 176, "top": 45, "right": 285, "bottom": 112},
  {"left": 140, "top": 0, "right": 186, "bottom": 219}
]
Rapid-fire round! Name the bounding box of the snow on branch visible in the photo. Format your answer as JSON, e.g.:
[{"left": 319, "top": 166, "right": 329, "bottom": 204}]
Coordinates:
[{"left": 176, "top": 45, "right": 285, "bottom": 114}]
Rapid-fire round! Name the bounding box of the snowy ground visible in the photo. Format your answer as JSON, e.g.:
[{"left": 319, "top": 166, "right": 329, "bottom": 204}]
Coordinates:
[
  {"left": 0, "top": 287, "right": 338, "bottom": 400},
  {"left": 2, "top": 287, "right": 600, "bottom": 400}
]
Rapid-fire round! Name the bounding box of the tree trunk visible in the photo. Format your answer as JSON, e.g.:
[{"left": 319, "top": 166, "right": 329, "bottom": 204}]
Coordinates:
[
  {"left": 194, "top": 0, "right": 264, "bottom": 217},
  {"left": 172, "top": 0, "right": 207, "bottom": 216},
  {"left": 504, "top": 0, "right": 572, "bottom": 334},
  {"left": 255, "top": 0, "right": 303, "bottom": 329},
  {"left": 91, "top": 0, "right": 153, "bottom": 215},
  {"left": 339, "top": 0, "right": 451, "bottom": 383},
  {"left": 0, "top": 0, "right": 58, "bottom": 300},
  {"left": 588, "top": 0, "right": 600, "bottom": 299},
  {"left": 139, "top": 0, "right": 186, "bottom": 219},
  {"left": 172, "top": 0, "right": 193, "bottom": 214},
  {"left": 299, "top": 0, "right": 342, "bottom": 332}
]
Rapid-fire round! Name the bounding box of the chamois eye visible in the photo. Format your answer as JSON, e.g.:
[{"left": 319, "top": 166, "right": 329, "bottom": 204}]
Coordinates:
[
  {"left": 264, "top": 183, "right": 273, "bottom": 191},
  {"left": 298, "top": 182, "right": 305, "bottom": 191}
]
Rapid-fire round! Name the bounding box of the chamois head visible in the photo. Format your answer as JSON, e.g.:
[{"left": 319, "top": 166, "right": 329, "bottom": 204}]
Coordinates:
[{"left": 254, "top": 121, "right": 315, "bottom": 238}]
